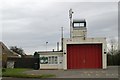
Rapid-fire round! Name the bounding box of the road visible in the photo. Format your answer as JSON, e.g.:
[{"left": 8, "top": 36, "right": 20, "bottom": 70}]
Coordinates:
[
  {"left": 2, "top": 77, "right": 119, "bottom": 80},
  {"left": 24, "top": 66, "right": 119, "bottom": 78},
  {"left": 1, "top": 66, "right": 120, "bottom": 80}
]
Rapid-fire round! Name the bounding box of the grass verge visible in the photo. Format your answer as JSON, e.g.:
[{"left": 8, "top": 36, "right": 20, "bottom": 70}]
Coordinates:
[{"left": 2, "top": 68, "right": 55, "bottom": 78}]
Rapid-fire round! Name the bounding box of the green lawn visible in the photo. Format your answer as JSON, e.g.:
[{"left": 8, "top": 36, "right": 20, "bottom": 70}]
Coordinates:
[{"left": 2, "top": 68, "right": 55, "bottom": 78}]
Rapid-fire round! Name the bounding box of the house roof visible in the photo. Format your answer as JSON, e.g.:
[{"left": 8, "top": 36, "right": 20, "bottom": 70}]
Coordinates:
[{"left": 0, "top": 42, "right": 20, "bottom": 57}]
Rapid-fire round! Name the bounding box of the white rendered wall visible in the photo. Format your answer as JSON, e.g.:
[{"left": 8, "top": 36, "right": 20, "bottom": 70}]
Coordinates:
[
  {"left": 39, "top": 53, "right": 63, "bottom": 69},
  {"left": 63, "top": 37, "right": 107, "bottom": 69}
]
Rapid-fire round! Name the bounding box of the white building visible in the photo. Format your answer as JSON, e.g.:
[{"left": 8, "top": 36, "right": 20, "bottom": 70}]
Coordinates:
[
  {"left": 38, "top": 13, "right": 107, "bottom": 70},
  {"left": 63, "top": 19, "right": 107, "bottom": 70},
  {"left": 38, "top": 51, "right": 63, "bottom": 69}
]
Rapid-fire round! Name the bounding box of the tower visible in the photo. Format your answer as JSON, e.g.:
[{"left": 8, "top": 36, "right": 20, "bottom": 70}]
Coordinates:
[{"left": 71, "top": 19, "right": 87, "bottom": 39}]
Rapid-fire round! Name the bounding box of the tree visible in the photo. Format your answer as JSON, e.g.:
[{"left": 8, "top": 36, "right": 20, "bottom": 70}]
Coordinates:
[
  {"left": 10, "top": 46, "right": 26, "bottom": 57},
  {"left": 107, "top": 38, "right": 119, "bottom": 65},
  {"left": 108, "top": 38, "right": 118, "bottom": 55}
]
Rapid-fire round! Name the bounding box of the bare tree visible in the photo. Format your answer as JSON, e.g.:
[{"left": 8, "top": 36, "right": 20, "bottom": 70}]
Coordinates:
[
  {"left": 107, "top": 38, "right": 119, "bottom": 65},
  {"left": 108, "top": 38, "right": 118, "bottom": 55},
  {"left": 10, "top": 46, "right": 26, "bottom": 57}
]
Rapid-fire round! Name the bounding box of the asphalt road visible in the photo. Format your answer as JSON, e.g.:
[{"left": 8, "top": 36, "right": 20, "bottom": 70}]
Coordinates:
[
  {"left": 1, "top": 66, "right": 120, "bottom": 80},
  {"left": 2, "top": 77, "right": 119, "bottom": 80},
  {"left": 24, "top": 66, "right": 119, "bottom": 78}
]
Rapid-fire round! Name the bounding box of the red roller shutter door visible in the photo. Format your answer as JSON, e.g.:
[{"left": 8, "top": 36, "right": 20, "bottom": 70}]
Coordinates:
[{"left": 67, "top": 44, "right": 102, "bottom": 69}]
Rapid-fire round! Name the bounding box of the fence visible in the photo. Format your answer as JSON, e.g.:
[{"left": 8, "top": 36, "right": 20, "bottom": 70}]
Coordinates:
[{"left": 7, "top": 57, "right": 40, "bottom": 69}]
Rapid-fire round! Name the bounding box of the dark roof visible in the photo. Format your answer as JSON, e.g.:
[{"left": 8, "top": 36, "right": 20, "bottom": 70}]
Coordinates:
[
  {"left": 23, "top": 55, "right": 34, "bottom": 58},
  {"left": 37, "top": 51, "right": 62, "bottom": 53},
  {"left": 37, "top": 51, "right": 63, "bottom": 55}
]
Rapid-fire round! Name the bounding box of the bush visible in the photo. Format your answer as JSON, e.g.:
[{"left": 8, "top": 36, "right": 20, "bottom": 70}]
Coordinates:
[
  {"left": 2, "top": 68, "right": 6, "bottom": 72},
  {"left": 107, "top": 51, "right": 120, "bottom": 66}
]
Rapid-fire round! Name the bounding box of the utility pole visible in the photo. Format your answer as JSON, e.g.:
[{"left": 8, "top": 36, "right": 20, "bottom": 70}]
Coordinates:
[
  {"left": 61, "top": 27, "right": 63, "bottom": 51},
  {"left": 46, "top": 42, "right": 48, "bottom": 52},
  {"left": 69, "top": 8, "right": 74, "bottom": 38}
]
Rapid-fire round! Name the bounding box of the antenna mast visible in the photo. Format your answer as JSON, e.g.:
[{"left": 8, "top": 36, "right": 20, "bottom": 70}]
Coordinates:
[
  {"left": 61, "top": 27, "right": 63, "bottom": 51},
  {"left": 69, "top": 8, "right": 74, "bottom": 38}
]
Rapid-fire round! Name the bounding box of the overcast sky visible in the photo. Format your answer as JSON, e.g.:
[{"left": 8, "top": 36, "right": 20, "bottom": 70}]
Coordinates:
[{"left": 1, "top": 0, "right": 118, "bottom": 55}]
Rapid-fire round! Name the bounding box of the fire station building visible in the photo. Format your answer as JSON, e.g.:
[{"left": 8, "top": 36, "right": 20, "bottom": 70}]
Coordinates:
[
  {"left": 38, "top": 18, "right": 107, "bottom": 70},
  {"left": 63, "top": 19, "right": 107, "bottom": 70}
]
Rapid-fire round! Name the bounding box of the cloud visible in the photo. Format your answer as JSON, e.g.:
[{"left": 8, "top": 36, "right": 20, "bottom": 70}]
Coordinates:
[
  {"left": 87, "top": 10, "right": 118, "bottom": 37},
  {"left": 1, "top": 2, "right": 118, "bottom": 54}
]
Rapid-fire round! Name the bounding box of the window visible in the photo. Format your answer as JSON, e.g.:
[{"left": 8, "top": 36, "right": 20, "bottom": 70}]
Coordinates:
[
  {"left": 54, "top": 56, "right": 58, "bottom": 64},
  {"left": 80, "top": 23, "right": 84, "bottom": 27},
  {"left": 40, "top": 56, "right": 48, "bottom": 64},
  {"left": 48, "top": 56, "right": 51, "bottom": 64},
  {"left": 73, "top": 23, "right": 85, "bottom": 27},
  {"left": 74, "top": 23, "right": 80, "bottom": 27},
  {"left": 52, "top": 56, "right": 54, "bottom": 64},
  {"left": 40, "top": 56, "right": 58, "bottom": 64}
]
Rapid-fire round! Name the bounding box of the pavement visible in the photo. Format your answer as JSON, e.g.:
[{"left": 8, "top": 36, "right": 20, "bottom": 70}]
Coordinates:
[
  {"left": 1, "top": 66, "right": 119, "bottom": 80},
  {"left": 1, "top": 77, "right": 119, "bottom": 80},
  {"left": 24, "top": 66, "right": 119, "bottom": 78}
]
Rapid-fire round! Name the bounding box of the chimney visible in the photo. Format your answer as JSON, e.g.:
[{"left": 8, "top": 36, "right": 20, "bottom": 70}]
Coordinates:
[
  {"left": 53, "top": 49, "right": 54, "bottom": 52},
  {"left": 57, "top": 42, "right": 59, "bottom": 51}
]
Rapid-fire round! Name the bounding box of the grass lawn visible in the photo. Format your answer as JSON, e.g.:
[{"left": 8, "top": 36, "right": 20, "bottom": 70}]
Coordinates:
[{"left": 2, "top": 68, "right": 55, "bottom": 78}]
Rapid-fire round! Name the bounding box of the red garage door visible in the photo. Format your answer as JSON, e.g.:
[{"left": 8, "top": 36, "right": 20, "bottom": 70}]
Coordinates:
[{"left": 67, "top": 44, "right": 102, "bottom": 69}]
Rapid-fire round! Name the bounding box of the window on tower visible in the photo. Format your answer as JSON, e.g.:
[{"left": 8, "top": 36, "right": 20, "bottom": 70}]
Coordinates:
[
  {"left": 79, "top": 23, "right": 85, "bottom": 27},
  {"left": 73, "top": 22, "right": 85, "bottom": 28},
  {"left": 74, "top": 23, "right": 80, "bottom": 27}
]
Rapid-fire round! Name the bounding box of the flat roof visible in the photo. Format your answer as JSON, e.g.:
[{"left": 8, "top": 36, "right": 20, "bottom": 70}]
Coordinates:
[{"left": 37, "top": 51, "right": 63, "bottom": 55}]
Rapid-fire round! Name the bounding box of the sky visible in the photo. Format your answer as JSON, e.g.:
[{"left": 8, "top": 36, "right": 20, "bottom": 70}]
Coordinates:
[{"left": 1, "top": 0, "right": 118, "bottom": 55}]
